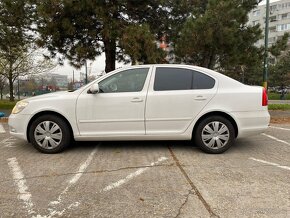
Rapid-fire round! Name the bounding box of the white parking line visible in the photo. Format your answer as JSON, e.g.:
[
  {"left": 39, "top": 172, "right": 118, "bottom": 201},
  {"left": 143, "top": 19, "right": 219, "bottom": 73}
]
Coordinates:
[
  {"left": 1, "top": 136, "right": 17, "bottom": 148},
  {"left": 269, "top": 126, "right": 290, "bottom": 131},
  {"left": 0, "top": 123, "right": 6, "bottom": 133},
  {"left": 7, "top": 157, "right": 36, "bottom": 215},
  {"left": 101, "top": 156, "right": 168, "bottom": 192},
  {"left": 49, "top": 146, "right": 98, "bottom": 207},
  {"left": 45, "top": 146, "right": 98, "bottom": 217},
  {"left": 249, "top": 157, "right": 290, "bottom": 171},
  {"left": 8, "top": 147, "right": 99, "bottom": 218},
  {"left": 262, "top": 133, "right": 290, "bottom": 146},
  {"left": 49, "top": 147, "right": 98, "bottom": 205}
]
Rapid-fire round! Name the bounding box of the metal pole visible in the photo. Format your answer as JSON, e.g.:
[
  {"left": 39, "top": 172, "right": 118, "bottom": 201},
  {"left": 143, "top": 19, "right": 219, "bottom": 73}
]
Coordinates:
[
  {"left": 85, "top": 60, "right": 88, "bottom": 84},
  {"left": 72, "top": 70, "right": 74, "bottom": 89},
  {"left": 263, "top": 0, "right": 270, "bottom": 91}
]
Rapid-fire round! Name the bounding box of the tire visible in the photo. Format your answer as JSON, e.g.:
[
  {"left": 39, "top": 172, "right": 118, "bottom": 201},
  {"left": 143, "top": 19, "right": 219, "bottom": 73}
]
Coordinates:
[
  {"left": 29, "top": 115, "right": 71, "bottom": 154},
  {"left": 194, "top": 116, "right": 235, "bottom": 154}
]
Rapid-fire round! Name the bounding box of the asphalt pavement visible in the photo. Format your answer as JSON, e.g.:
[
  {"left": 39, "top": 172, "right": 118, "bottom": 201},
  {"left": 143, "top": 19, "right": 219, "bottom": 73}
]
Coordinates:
[{"left": 0, "top": 123, "right": 289, "bottom": 217}]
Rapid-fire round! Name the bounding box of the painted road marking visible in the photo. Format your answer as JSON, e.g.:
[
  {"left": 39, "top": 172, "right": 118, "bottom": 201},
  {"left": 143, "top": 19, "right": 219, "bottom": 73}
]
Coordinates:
[
  {"left": 269, "top": 126, "right": 290, "bottom": 131},
  {"left": 0, "top": 136, "right": 17, "bottom": 148},
  {"left": 101, "top": 156, "right": 168, "bottom": 192},
  {"left": 262, "top": 133, "right": 290, "bottom": 147},
  {"left": 249, "top": 157, "right": 290, "bottom": 171},
  {"left": 7, "top": 157, "right": 36, "bottom": 215},
  {"left": 49, "top": 146, "right": 98, "bottom": 207},
  {"left": 47, "top": 145, "right": 98, "bottom": 217},
  {"left": 8, "top": 146, "right": 98, "bottom": 218},
  {"left": 0, "top": 123, "right": 5, "bottom": 133}
]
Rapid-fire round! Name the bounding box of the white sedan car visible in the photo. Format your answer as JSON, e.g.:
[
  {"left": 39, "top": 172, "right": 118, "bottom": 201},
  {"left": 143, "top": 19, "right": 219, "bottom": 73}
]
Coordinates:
[{"left": 9, "top": 65, "right": 270, "bottom": 154}]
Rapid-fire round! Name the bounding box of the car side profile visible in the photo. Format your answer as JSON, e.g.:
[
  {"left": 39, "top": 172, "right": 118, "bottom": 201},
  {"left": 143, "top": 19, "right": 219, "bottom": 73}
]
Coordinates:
[{"left": 8, "top": 64, "right": 270, "bottom": 154}]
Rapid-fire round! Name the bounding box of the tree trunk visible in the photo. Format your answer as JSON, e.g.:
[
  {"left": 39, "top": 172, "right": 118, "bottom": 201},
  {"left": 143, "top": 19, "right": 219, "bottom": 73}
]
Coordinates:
[
  {"left": 208, "top": 52, "right": 216, "bottom": 70},
  {"left": 8, "top": 76, "right": 14, "bottom": 101},
  {"left": 8, "top": 67, "right": 14, "bottom": 101},
  {"left": 104, "top": 37, "right": 116, "bottom": 73}
]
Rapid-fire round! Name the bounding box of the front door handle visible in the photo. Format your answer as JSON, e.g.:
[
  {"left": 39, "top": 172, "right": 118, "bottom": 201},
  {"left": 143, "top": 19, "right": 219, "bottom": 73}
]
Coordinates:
[
  {"left": 131, "top": 97, "right": 143, "bottom": 103},
  {"left": 194, "top": 96, "right": 207, "bottom": 101}
]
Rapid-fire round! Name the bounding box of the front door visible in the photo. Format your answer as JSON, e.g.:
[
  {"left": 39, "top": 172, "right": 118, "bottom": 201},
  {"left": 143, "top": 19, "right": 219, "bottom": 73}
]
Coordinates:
[{"left": 76, "top": 67, "right": 151, "bottom": 136}]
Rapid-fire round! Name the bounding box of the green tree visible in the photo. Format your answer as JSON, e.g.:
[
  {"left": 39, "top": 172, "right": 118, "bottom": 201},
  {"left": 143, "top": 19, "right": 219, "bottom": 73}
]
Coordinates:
[
  {"left": 269, "top": 33, "right": 290, "bottom": 58},
  {"left": 0, "top": 0, "right": 35, "bottom": 101},
  {"left": 0, "top": 74, "right": 7, "bottom": 100},
  {"left": 34, "top": 0, "right": 193, "bottom": 72},
  {"left": 269, "top": 51, "right": 290, "bottom": 87},
  {"left": 119, "top": 24, "right": 165, "bottom": 65},
  {"left": 0, "top": 47, "right": 56, "bottom": 101},
  {"left": 175, "top": 0, "right": 263, "bottom": 75}
]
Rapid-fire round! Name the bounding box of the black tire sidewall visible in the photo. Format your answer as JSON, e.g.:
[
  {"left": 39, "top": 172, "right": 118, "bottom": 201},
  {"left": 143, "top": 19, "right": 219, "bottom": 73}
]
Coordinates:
[
  {"left": 194, "top": 116, "right": 235, "bottom": 154},
  {"left": 29, "top": 115, "right": 71, "bottom": 154}
]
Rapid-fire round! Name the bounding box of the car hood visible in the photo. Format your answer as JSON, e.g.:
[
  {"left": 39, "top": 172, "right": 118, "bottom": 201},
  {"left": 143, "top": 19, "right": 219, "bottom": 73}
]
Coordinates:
[{"left": 24, "top": 91, "right": 72, "bottom": 102}]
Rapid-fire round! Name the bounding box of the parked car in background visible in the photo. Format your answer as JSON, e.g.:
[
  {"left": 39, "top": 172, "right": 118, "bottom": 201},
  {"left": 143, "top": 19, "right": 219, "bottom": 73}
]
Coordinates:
[{"left": 8, "top": 65, "right": 270, "bottom": 154}]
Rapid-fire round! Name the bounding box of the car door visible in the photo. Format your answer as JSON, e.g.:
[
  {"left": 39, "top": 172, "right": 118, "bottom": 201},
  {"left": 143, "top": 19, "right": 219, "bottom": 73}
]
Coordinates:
[
  {"left": 145, "top": 66, "right": 217, "bottom": 135},
  {"left": 76, "top": 67, "right": 152, "bottom": 136}
]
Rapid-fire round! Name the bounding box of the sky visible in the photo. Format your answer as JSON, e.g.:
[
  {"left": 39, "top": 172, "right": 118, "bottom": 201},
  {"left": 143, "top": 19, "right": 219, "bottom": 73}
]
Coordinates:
[
  {"left": 53, "top": 53, "right": 128, "bottom": 81},
  {"left": 259, "top": 0, "right": 281, "bottom": 5}
]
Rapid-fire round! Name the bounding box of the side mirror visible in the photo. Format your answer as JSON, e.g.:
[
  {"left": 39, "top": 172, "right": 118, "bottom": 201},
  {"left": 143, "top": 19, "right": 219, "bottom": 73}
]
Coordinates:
[{"left": 88, "top": 83, "right": 100, "bottom": 94}]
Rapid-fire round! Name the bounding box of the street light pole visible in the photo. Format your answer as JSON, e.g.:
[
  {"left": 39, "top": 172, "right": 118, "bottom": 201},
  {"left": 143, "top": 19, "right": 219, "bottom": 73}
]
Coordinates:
[{"left": 263, "top": 0, "right": 270, "bottom": 91}]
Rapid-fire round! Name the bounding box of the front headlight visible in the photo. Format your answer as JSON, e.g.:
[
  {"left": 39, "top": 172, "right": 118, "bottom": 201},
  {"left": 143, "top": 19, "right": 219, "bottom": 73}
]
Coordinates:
[{"left": 12, "top": 101, "right": 29, "bottom": 114}]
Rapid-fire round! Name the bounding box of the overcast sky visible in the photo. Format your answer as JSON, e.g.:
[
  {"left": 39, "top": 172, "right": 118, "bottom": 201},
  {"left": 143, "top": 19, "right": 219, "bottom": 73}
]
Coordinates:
[
  {"left": 259, "top": 0, "right": 281, "bottom": 5},
  {"left": 53, "top": 53, "right": 129, "bottom": 81}
]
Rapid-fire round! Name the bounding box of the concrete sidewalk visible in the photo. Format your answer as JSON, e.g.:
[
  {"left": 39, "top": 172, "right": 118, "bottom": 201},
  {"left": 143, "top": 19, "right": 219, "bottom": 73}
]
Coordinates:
[{"left": 269, "top": 100, "right": 290, "bottom": 104}]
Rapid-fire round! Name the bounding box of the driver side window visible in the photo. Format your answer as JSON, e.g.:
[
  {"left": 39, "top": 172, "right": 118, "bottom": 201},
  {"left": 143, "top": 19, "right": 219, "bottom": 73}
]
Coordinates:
[{"left": 99, "top": 68, "right": 149, "bottom": 93}]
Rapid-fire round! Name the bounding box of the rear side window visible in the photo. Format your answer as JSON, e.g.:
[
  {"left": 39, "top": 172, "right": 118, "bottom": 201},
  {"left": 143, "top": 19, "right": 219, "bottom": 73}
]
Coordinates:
[
  {"left": 192, "top": 71, "right": 215, "bottom": 89},
  {"left": 154, "top": 67, "right": 215, "bottom": 91}
]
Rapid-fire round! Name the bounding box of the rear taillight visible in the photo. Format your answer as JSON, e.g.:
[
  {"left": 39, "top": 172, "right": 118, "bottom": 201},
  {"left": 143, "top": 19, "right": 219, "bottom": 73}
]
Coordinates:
[{"left": 262, "top": 88, "right": 268, "bottom": 106}]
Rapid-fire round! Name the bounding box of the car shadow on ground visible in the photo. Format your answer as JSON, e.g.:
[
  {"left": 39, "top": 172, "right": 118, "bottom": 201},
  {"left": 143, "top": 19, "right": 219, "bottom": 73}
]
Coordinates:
[{"left": 70, "top": 140, "right": 196, "bottom": 152}]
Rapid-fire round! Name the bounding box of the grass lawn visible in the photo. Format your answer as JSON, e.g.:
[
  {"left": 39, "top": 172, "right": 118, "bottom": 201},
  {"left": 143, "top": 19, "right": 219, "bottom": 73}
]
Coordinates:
[
  {"left": 0, "top": 100, "right": 17, "bottom": 110},
  {"left": 268, "top": 92, "right": 290, "bottom": 100},
  {"left": 268, "top": 104, "right": 290, "bottom": 111}
]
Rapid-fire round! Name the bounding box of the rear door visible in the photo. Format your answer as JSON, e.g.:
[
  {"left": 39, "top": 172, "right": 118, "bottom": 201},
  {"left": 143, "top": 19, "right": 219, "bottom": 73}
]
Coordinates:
[{"left": 145, "top": 66, "right": 218, "bottom": 135}]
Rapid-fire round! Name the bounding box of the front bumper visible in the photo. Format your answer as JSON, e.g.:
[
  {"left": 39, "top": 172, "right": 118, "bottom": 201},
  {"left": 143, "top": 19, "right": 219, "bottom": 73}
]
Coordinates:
[{"left": 8, "top": 114, "right": 31, "bottom": 141}]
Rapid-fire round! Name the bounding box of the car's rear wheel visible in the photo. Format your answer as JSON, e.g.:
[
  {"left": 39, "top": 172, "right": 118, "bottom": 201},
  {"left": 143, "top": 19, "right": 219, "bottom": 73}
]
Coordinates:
[
  {"left": 29, "top": 115, "right": 71, "bottom": 154},
  {"left": 194, "top": 116, "right": 235, "bottom": 154}
]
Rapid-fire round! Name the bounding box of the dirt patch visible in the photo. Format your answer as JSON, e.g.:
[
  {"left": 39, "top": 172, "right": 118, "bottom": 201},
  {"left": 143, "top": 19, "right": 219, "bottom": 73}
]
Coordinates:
[
  {"left": 270, "top": 117, "right": 290, "bottom": 124},
  {"left": 269, "top": 110, "right": 290, "bottom": 124},
  {"left": 0, "top": 117, "right": 8, "bottom": 123}
]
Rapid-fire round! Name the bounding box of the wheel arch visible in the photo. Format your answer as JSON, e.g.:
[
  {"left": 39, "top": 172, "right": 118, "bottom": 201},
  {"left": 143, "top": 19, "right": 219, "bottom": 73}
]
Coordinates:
[
  {"left": 192, "top": 111, "right": 239, "bottom": 139},
  {"left": 26, "top": 111, "right": 74, "bottom": 143}
]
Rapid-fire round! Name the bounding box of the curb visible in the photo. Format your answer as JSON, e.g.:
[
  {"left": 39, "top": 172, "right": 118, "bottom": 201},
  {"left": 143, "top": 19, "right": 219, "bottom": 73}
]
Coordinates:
[{"left": 0, "top": 117, "right": 8, "bottom": 123}]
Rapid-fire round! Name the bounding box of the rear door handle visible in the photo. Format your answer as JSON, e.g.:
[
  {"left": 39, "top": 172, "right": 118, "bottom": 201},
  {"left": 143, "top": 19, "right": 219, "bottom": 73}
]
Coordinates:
[
  {"left": 194, "top": 96, "right": 207, "bottom": 101},
  {"left": 131, "top": 97, "right": 143, "bottom": 103}
]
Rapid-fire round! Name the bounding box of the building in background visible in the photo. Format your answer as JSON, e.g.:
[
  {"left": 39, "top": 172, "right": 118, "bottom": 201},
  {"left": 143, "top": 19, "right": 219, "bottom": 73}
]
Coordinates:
[
  {"left": 45, "top": 73, "right": 68, "bottom": 88},
  {"left": 248, "top": 0, "right": 290, "bottom": 47}
]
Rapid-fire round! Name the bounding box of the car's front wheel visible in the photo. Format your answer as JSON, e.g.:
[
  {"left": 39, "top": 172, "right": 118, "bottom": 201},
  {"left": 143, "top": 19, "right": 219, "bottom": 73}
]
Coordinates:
[
  {"left": 29, "top": 115, "right": 71, "bottom": 154},
  {"left": 194, "top": 116, "right": 235, "bottom": 154}
]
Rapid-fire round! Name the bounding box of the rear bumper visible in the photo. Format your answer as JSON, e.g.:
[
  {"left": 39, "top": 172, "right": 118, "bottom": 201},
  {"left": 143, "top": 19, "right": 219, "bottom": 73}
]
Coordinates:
[
  {"left": 8, "top": 114, "right": 31, "bottom": 141},
  {"left": 232, "top": 110, "right": 270, "bottom": 138}
]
